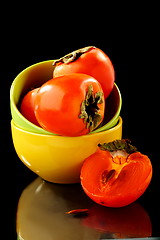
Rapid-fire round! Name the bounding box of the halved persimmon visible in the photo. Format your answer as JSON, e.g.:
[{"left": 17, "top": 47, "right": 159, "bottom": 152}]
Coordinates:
[{"left": 80, "top": 139, "right": 152, "bottom": 208}]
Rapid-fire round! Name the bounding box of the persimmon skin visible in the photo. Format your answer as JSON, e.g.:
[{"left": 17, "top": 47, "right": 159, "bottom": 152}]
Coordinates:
[
  {"left": 20, "top": 88, "right": 40, "bottom": 126},
  {"left": 80, "top": 149, "right": 152, "bottom": 208}
]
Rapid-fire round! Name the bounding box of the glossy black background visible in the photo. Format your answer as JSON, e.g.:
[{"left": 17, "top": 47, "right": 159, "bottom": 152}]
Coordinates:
[{"left": 1, "top": 6, "right": 160, "bottom": 239}]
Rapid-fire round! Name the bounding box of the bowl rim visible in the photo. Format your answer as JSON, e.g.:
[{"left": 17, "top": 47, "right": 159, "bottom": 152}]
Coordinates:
[
  {"left": 10, "top": 60, "right": 122, "bottom": 135},
  {"left": 11, "top": 117, "right": 122, "bottom": 139}
]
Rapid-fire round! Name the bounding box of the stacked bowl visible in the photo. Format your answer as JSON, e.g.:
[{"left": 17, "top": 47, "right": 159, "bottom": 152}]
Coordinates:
[{"left": 10, "top": 60, "right": 122, "bottom": 184}]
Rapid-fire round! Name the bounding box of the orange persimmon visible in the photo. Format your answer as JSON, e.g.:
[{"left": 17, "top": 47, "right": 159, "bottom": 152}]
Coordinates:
[{"left": 53, "top": 46, "right": 115, "bottom": 99}]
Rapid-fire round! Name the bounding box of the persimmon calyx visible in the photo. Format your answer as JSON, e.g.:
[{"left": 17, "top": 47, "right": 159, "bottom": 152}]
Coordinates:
[
  {"left": 52, "top": 46, "right": 95, "bottom": 66},
  {"left": 66, "top": 209, "right": 89, "bottom": 216},
  {"left": 79, "top": 84, "right": 103, "bottom": 132},
  {"left": 98, "top": 139, "right": 137, "bottom": 165},
  {"left": 98, "top": 139, "right": 137, "bottom": 154}
]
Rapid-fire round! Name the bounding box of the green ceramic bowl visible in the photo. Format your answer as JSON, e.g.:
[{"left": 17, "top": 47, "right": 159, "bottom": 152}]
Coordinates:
[
  {"left": 10, "top": 60, "right": 122, "bottom": 135},
  {"left": 10, "top": 60, "right": 55, "bottom": 135}
]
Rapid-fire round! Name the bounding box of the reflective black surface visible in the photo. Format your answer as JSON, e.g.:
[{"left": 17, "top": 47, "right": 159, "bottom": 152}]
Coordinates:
[
  {"left": 2, "top": 19, "right": 160, "bottom": 239},
  {"left": 16, "top": 177, "right": 154, "bottom": 239}
]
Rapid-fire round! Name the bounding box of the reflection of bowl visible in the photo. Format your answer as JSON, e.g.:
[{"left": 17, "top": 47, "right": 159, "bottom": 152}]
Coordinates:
[
  {"left": 11, "top": 117, "right": 122, "bottom": 183},
  {"left": 10, "top": 60, "right": 122, "bottom": 135},
  {"left": 17, "top": 177, "right": 100, "bottom": 240}
]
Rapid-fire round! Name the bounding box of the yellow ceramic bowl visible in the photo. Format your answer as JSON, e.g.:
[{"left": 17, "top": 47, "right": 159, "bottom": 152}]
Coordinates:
[
  {"left": 11, "top": 117, "right": 122, "bottom": 184},
  {"left": 10, "top": 60, "right": 122, "bottom": 135}
]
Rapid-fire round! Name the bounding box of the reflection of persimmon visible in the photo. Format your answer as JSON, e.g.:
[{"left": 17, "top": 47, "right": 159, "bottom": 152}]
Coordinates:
[{"left": 82, "top": 203, "right": 152, "bottom": 238}]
